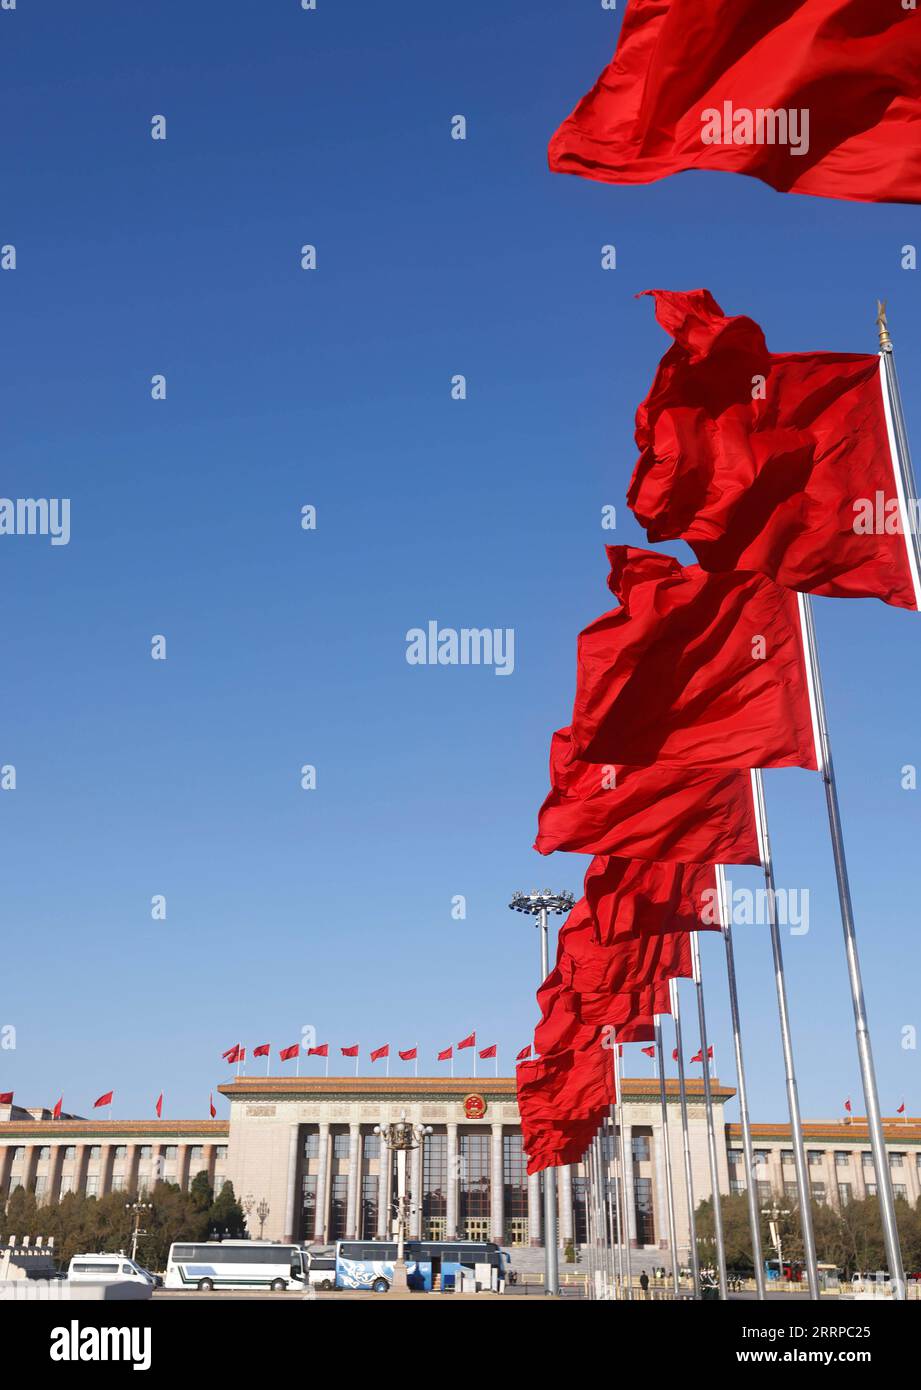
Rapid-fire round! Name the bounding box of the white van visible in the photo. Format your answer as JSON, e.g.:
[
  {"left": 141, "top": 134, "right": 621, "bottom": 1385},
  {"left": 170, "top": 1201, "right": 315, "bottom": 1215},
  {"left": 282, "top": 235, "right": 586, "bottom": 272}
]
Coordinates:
[{"left": 68, "top": 1253, "right": 156, "bottom": 1288}]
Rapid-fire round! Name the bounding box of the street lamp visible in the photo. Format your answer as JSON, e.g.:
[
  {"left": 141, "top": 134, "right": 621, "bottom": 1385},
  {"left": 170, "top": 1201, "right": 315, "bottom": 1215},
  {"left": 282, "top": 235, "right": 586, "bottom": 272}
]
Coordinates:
[
  {"left": 761, "top": 1202, "right": 792, "bottom": 1284},
  {"left": 374, "top": 1112, "right": 432, "bottom": 1292},
  {"left": 509, "top": 888, "right": 574, "bottom": 1298},
  {"left": 124, "top": 1202, "right": 154, "bottom": 1263}
]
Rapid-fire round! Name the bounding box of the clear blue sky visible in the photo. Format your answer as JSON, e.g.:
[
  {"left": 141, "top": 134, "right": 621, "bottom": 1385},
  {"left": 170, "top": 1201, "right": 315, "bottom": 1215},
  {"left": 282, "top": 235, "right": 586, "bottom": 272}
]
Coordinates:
[{"left": 1, "top": 1, "right": 919, "bottom": 1126}]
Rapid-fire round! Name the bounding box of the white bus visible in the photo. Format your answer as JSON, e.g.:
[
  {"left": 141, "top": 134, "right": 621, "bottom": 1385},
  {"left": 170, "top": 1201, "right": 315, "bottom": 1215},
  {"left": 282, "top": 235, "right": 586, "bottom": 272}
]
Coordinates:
[{"left": 165, "top": 1240, "right": 310, "bottom": 1292}]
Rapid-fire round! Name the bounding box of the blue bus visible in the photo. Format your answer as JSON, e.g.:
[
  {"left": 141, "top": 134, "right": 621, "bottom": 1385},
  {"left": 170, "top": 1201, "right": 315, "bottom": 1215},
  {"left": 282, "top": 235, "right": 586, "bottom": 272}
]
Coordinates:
[{"left": 334, "top": 1239, "right": 510, "bottom": 1293}]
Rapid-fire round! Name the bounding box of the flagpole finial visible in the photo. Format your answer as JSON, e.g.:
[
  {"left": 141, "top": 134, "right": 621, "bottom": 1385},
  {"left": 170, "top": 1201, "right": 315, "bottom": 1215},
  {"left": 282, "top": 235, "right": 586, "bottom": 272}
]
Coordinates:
[{"left": 877, "top": 300, "right": 892, "bottom": 352}]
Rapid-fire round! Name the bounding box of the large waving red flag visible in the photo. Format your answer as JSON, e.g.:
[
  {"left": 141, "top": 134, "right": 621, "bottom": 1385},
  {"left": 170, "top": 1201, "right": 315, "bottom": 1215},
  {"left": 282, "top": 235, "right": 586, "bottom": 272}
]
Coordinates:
[
  {"left": 583, "top": 857, "right": 718, "bottom": 945},
  {"left": 628, "top": 289, "right": 918, "bottom": 609},
  {"left": 536, "top": 727, "right": 760, "bottom": 864},
  {"left": 518, "top": 1038, "right": 616, "bottom": 1173},
  {"left": 572, "top": 547, "right": 817, "bottom": 770},
  {"left": 549, "top": 1, "right": 921, "bottom": 205}
]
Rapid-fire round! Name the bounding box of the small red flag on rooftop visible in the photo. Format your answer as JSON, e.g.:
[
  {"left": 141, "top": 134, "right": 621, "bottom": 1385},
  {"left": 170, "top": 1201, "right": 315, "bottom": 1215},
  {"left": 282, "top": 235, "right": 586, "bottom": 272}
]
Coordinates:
[
  {"left": 94, "top": 1091, "right": 113, "bottom": 1109},
  {"left": 155, "top": 1092, "right": 163, "bottom": 1119},
  {"left": 0, "top": 1092, "right": 13, "bottom": 1106},
  {"left": 515, "top": 1046, "right": 531, "bottom": 1062},
  {"left": 209, "top": 1093, "right": 216, "bottom": 1119},
  {"left": 53, "top": 1096, "right": 62, "bottom": 1120}
]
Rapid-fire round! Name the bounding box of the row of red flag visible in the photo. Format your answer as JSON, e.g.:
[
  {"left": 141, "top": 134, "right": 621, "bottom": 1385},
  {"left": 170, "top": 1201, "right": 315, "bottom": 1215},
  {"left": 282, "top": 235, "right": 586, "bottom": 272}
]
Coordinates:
[
  {"left": 221, "top": 1036, "right": 509, "bottom": 1065},
  {"left": 516, "top": 285, "right": 917, "bottom": 1172},
  {"left": 0, "top": 1090, "right": 220, "bottom": 1120}
]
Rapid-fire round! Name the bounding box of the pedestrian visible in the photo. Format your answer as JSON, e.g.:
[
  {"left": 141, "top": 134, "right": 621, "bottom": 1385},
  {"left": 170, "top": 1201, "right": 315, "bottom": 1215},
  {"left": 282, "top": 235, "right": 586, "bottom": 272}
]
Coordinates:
[{"left": 639, "top": 1270, "right": 650, "bottom": 1299}]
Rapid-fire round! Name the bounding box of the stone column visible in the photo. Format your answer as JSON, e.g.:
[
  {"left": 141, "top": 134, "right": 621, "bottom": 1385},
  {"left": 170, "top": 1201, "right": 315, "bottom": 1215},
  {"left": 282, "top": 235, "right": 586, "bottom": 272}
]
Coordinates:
[
  {"left": 527, "top": 1172, "right": 542, "bottom": 1246},
  {"left": 73, "top": 1145, "right": 88, "bottom": 1196},
  {"left": 47, "top": 1146, "right": 66, "bottom": 1205},
  {"left": 410, "top": 1140, "right": 423, "bottom": 1239},
  {"left": 446, "top": 1124, "right": 459, "bottom": 1239},
  {"left": 622, "top": 1126, "right": 637, "bottom": 1246},
  {"left": 313, "top": 1123, "right": 330, "bottom": 1243},
  {"left": 0, "top": 1146, "right": 14, "bottom": 1198},
  {"left": 376, "top": 1139, "right": 389, "bottom": 1239},
  {"left": 559, "top": 1164, "right": 574, "bottom": 1243},
  {"left": 175, "top": 1145, "right": 190, "bottom": 1193},
  {"left": 126, "top": 1145, "right": 141, "bottom": 1195},
  {"left": 22, "top": 1145, "right": 39, "bottom": 1194},
  {"left": 653, "top": 1121, "right": 668, "bottom": 1250},
  {"left": 345, "top": 1124, "right": 361, "bottom": 1239},
  {"left": 283, "top": 1125, "right": 300, "bottom": 1242},
  {"left": 490, "top": 1124, "right": 504, "bottom": 1243},
  {"left": 99, "top": 1146, "right": 116, "bottom": 1197}
]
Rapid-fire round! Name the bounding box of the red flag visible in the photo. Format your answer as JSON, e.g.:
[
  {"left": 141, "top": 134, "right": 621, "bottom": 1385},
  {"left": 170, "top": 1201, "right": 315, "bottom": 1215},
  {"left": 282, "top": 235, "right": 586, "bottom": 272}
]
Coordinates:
[
  {"left": 628, "top": 290, "right": 918, "bottom": 610},
  {"left": 155, "top": 1092, "right": 163, "bottom": 1118},
  {"left": 438, "top": 1046, "right": 453, "bottom": 1062},
  {"left": 844, "top": 1097, "right": 852, "bottom": 1113},
  {"left": 572, "top": 547, "right": 817, "bottom": 770},
  {"left": 479, "top": 1045, "right": 497, "bottom": 1060},
  {"left": 618, "top": 1018, "right": 658, "bottom": 1044},
  {"left": 518, "top": 1034, "right": 617, "bottom": 1174},
  {"left": 537, "top": 728, "right": 760, "bottom": 864},
  {"left": 897, "top": 1102, "right": 906, "bottom": 1115},
  {"left": 370, "top": 1045, "right": 389, "bottom": 1063},
  {"left": 52, "top": 1096, "right": 63, "bottom": 1119},
  {"left": 253, "top": 1043, "right": 270, "bottom": 1058},
  {"left": 641, "top": 1046, "right": 655, "bottom": 1058},
  {"left": 690, "top": 1046, "right": 714, "bottom": 1064},
  {"left": 516, "top": 1046, "right": 531, "bottom": 1062},
  {"left": 549, "top": 1, "right": 921, "bottom": 205},
  {"left": 398, "top": 1048, "right": 418, "bottom": 1061},
  {"left": 340, "top": 1045, "right": 359, "bottom": 1058},
  {"left": 209, "top": 1093, "right": 217, "bottom": 1118},
  {"left": 279, "top": 1043, "right": 299, "bottom": 1062},
  {"left": 238, "top": 1048, "right": 246, "bottom": 1063},
  {"left": 0, "top": 1092, "right": 13, "bottom": 1105},
  {"left": 672, "top": 1048, "right": 678, "bottom": 1061},
  {"left": 308, "top": 1044, "right": 329, "bottom": 1057},
  {"left": 221, "top": 1044, "right": 241, "bottom": 1064},
  {"left": 94, "top": 1091, "right": 113, "bottom": 1109},
  {"left": 457, "top": 1032, "right": 476, "bottom": 1051},
  {"left": 584, "top": 857, "right": 719, "bottom": 946}
]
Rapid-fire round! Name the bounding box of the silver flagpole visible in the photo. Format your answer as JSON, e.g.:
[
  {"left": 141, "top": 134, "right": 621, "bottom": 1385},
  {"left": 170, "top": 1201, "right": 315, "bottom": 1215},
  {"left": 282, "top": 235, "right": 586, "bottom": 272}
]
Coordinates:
[
  {"left": 689, "top": 931, "right": 728, "bottom": 1300},
  {"left": 593, "top": 1133, "right": 610, "bottom": 1296},
  {"left": 654, "top": 1014, "right": 681, "bottom": 1296},
  {"left": 716, "top": 865, "right": 766, "bottom": 1300},
  {"left": 613, "top": 1045, "right": 634, "bottom": 1300},
  {"left": 750, "top": 771, "right": 819, "bottom": 1295},
  {"left": 583, "top": 1142, "right": 596, "bottom": 1299},
  {"left": 878, "top": 304, "right": 921, "bottom": 599},
  {"left": 607, "top": 1107, "right": 625, "bottom": 1297},
  {"left": 798, "top": 592, "right": 906, "bottom": 1296},
  {"left": 669, "top": 977, "right": 701, "bottom": 1298}
]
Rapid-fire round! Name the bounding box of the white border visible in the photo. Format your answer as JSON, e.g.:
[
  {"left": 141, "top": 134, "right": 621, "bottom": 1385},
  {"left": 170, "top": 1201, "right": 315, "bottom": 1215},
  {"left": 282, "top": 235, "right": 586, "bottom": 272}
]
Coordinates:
[{"left": 878, "top": 356, "right": 921, "bottom": 611}]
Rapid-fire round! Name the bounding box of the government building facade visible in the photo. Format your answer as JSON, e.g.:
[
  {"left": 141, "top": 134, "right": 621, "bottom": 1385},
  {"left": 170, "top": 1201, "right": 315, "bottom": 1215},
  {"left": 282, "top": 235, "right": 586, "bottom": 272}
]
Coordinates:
[{"left": 2, "top": 1077, "right": 919, "bottom": 1251}]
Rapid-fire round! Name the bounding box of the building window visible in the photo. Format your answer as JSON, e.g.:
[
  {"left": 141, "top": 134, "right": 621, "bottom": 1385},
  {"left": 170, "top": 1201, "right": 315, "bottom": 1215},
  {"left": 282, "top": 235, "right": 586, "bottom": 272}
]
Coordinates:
[
  {"left": 89, "top": 1146, "right": 101, "bottom": 1160},
  {"left": 300, "top": 1175, "right": 317, "bottom": 1242},
  {"left": 894, "top": 1184, "right": 908, "bottom": 1201},
  {"left": 11, "top": 1147, "right": 25, "bottom": 1164},
  {"left": 114, "top": 1146, "right": 127, "bottom": 1160},
  {"left": 85, "top": 1176, "right": 98, "bottom": 1197},
  {"left": 459, "top": 1133, "right": 490, "bottom": 1225},
  {"left": 332, "top": 1132, "right": 350, "bottom": 1160},
  {"left": 634, "top": 1177, "right": 655, "bottom": 1245},
  {"left": 63, "top": 1146, "right": 76, "bottom": 1161},
  {"left": 631, "top": 1132, "right": 651, "bottom": 1164},
  {"left": 781, "top": 1150, "right": 794, "bottom": 1165},
  {"left": 503, "top": 1133, "right": 528, "bottom": 1241},
  {"left": 834, "top": 1152, "right": 851, "bottom": 1168},
  {"left": 139, "top": 1146, "right": 152, "bottom": 1160},
  {"left": 38, "top": 1147, "right": 51, "bottom": 1161},
  {"left": 360, "top": 1175, "right": 378, "bottom": 1239},
  {"left": 811, "top": 1181, "right": 827, "bottom": 1204},
  {"left": 423, "top": 1133, "right": 447, "bottom": 1236},
  {"left": 861, "top": 1153, "right": 874, "bottom": 1171},
  {"left": 889, "top": 1153, "right": 904, "bottom": 1169},
  {"left": 807, "top": 1151, "right": 824, "bottom": 1167},
  {"left": 571, "top": 1176, "right": 588, "bottom": 1245},
  {"left": 837, "top": 1183, "right": 852, "bottom": 1206},
  {"left": 783, "top": 1183, "right": 798, "bottom": 1204},
  {"left": 363, "top": 1134, "right": 380, "bottom": 1159},
  {"left": 111, "top": 1175, "right": 125, "bottom": 1192},
  {"left": 215, "top": 1145, "right": 227, "bottom": 1160},
  {"left": 303, "top": 1132, "right": 319, "bottom": 1159},
  {"left": 190, "top": 1146, "right": 203, "bottom": 1162},
  {"left": 164, "top": 1146, "right": 177, "bottom": 1160},
  {"left": 754, "top": 1150, "right": 770, "bottom": 1167},
  {"left": 756, "top": 1182, "right": 772, "bottom": 1205},
  {"left": 35, "top": 1176, "right": 48, "bottom": 1200},
  {"left": 729, "top": 1180, "right": 745, "bottom": 1196},
  {"left": 866, "top": 1183, "right": 878, "bottom": 1197},
  {"left": 602, "top": 1131, "right": 617, "bottom": 1162},
  {"left": 329, "top": 1175, "right": 348, "bottom": 1240},
  {"left": 728, "top": 1149, "right": 744, "bottom": 1166}
]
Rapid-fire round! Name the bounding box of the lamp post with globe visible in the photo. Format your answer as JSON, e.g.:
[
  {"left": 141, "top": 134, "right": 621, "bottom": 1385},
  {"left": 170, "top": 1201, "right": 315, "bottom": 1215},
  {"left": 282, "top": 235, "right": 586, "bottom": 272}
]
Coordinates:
[
  {"left": 374, "top": 1112, "right": 432, "bottom": 1291},
  {"left": 509, "top": 888, "right": 574, "bottom": 1297}
]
